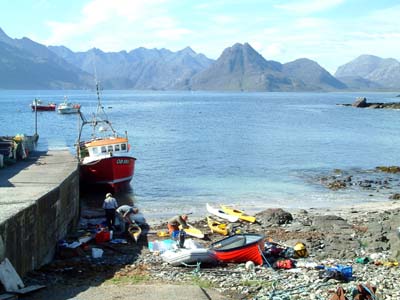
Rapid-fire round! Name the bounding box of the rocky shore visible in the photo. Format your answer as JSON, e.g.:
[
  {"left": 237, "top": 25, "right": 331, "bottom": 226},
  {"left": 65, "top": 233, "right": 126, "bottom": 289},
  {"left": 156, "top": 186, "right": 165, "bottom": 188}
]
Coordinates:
[
  {"left": 338, "top": 96, "right": 400, "bottom": 109},
  {"left": 21, "top": 201, "right": 400, "bottom": 300}
]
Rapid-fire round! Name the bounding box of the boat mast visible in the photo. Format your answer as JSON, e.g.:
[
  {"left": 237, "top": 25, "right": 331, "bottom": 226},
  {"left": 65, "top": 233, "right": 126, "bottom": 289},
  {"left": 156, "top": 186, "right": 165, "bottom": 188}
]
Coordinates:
[{"left": 76, "top": 81, "right": 119, "bottom": 160}]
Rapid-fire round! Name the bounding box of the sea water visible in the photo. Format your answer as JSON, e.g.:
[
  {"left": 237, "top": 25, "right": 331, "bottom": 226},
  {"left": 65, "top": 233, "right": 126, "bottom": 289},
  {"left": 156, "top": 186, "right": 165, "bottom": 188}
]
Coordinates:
[{"left": 1, "top": 90, "right": 400, "bottom": 221}]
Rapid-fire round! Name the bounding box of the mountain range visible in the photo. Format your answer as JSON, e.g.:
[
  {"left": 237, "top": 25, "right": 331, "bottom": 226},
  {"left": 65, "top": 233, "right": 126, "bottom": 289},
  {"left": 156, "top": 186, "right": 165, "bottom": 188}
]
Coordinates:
[{"left": 1, "top": 27, "right": 399, "bottom": 91}]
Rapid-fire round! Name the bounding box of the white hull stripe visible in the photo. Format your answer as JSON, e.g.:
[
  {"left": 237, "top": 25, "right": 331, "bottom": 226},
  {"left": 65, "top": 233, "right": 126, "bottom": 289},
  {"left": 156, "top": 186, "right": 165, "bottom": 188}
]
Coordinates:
[{"left": 96, "top": 175, "right": 133, "bottom": 185}]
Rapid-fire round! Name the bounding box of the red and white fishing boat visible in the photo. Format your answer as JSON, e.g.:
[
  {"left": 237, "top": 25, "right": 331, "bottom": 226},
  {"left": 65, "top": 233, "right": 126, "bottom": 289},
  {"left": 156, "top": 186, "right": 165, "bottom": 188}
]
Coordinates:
[
  {"left": 77, "top": 83, "right": 136, "bottom": 191},
  {"left": 31, "top": 99, "right": 56, "bottom": 111}
]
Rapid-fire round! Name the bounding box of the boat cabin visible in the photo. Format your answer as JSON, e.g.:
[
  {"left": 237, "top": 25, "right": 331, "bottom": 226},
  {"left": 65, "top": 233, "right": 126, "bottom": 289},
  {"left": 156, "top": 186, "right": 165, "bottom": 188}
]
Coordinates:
[{"left": 81, "top": 137, "right": 129, "bottom": 160}]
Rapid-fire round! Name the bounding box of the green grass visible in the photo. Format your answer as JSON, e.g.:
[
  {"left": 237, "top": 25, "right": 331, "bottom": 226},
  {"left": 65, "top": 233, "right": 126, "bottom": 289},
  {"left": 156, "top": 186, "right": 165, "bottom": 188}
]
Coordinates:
[
  {"left": 106, "top": 274, "right": 150, "bottom": 285},
  {"left": 358, "top": 239, "right": 369, "bottom": 248},
  {"left": 189, "top": 275, "right": 215, "bottom": 289}
]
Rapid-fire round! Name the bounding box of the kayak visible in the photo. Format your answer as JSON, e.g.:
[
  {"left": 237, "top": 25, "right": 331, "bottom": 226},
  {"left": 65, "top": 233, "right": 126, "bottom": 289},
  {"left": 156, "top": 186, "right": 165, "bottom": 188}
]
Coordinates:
[
  {"left": 128, "top": 224, "right": 142, "bottom": 242},
  {"left": 220, "top": 205, "right": 256, "bottom": 223},
  {"left": 207, "top": 216, "right": 229, "bottom": 236},
  {"left": 179, "top": 224, "right": 205, "bottom": 239},
  {"left": 206, "top": 203, "right": 239, "bottom": 222}
]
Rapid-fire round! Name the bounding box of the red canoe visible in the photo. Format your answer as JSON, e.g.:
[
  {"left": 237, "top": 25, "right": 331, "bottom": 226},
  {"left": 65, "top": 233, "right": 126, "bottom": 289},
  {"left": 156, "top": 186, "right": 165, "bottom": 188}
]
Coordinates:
[{"left": 210, "top": 234, "right": 265, "bottom": 265}]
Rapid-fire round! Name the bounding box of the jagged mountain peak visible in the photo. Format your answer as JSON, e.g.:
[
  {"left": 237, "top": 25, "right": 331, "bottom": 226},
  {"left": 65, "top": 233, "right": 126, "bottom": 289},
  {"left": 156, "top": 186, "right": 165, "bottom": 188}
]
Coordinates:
[
  {"left": 0, "top": 27, "right": 14, "bottom": 45},
  {"left": 178, "top": 46, "right": 196, "bottom": 55}
]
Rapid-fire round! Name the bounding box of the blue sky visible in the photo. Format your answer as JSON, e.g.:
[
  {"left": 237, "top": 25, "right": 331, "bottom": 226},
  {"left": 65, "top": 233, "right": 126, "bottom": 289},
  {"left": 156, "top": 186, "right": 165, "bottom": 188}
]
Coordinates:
[{"left": 1, "top": 0, "right": 399, "bottom": 73}]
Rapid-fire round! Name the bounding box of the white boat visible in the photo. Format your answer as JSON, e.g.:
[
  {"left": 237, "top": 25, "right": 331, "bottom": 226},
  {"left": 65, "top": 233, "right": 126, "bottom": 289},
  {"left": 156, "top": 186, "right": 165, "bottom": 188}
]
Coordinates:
[
  {"left": 206, "top": 203, "right": 239, "bottom": 222},
  {"left": 161, "top": 239, "right": 217, "bottom": 266},
  {"left": 57, "top": 97, "right": 81, "bottom": 114}
]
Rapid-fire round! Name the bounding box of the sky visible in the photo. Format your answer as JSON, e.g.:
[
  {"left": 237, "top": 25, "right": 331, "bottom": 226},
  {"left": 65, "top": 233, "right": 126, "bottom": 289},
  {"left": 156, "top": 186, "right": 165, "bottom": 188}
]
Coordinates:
[{"left": 1, "top": 0, "right": 400, "bottom": 73}]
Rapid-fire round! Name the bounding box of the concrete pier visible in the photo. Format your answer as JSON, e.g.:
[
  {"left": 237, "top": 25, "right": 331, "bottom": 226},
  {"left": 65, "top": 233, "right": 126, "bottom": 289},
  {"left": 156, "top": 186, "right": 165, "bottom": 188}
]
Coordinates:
[{"left": 0, "top": 150, "right": 79, "bottom": 276}]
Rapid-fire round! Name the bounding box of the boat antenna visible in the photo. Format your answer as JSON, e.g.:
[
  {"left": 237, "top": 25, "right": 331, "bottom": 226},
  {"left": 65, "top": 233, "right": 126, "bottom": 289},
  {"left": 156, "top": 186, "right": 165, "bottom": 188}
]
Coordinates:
[{"left": 90, "top": 49, "right": 111, "bottom": 125}]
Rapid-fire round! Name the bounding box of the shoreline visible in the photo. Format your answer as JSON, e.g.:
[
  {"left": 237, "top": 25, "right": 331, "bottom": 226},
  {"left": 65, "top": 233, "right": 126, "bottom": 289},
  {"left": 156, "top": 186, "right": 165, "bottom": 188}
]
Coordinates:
[
  {"left": 80, "top": 198, "right": 400, "bottom": 227},
  {"left": 140, "top": 199, "right": 400, "bottom": 226},
  {"left": 23, "top": 200, "right": 400, "bottom": 299}
]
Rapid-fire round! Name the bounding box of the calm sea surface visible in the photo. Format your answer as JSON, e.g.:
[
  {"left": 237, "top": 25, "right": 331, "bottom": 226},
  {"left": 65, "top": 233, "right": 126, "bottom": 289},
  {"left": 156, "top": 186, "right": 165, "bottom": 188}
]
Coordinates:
[{"left": 1, "top": 90, "right": 400, "bottom": 220}]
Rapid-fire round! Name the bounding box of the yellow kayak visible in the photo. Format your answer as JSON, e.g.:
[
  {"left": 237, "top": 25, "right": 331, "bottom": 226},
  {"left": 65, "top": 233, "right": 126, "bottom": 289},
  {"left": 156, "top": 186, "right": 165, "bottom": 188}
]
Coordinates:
[
  {"left": 179, "top": 224, "right": 205, "bottom": 239},
  {"left": 220, "top": 205, "right": 256, "bottom": 223},
  {"left": 128, "top": 224, "right": 142, "bottom": 242},
  {"left": 207, "top": 216, "right": 229, "bottom": 236}
]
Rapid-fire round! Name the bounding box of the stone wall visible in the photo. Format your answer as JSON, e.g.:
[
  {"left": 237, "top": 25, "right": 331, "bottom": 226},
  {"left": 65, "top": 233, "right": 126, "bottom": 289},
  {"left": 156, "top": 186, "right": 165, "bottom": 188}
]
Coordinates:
[{"left": 0, "top": 168, "right": 79, "bottom": 276}]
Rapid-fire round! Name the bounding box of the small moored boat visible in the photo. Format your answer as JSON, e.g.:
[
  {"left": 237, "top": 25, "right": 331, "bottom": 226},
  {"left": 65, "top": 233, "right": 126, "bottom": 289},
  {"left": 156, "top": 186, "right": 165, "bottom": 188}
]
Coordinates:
[
  {"left": 206, "top": 203, "right": 239, "bottom": 222},
  {"left": 57, "top": 97, "right": 81, "bottom": 114},
  {"left": 220, "top": 205, "right": 256, "bottom": 223},
  {"left": 31, "top": 99, "right": 56, "bottom": 111},
  {"left": 211, "top": 233, "right": 265, "bottom": 265}
]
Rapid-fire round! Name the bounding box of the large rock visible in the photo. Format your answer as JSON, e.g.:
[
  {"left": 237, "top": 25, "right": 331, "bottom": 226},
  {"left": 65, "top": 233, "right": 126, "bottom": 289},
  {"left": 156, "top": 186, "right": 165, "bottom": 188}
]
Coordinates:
[
  {"left": 352, "top": 97, "right": 368, "bottom": 107},
  {"left": 256, "top": 208, "right": 293, "bottom": 225}
]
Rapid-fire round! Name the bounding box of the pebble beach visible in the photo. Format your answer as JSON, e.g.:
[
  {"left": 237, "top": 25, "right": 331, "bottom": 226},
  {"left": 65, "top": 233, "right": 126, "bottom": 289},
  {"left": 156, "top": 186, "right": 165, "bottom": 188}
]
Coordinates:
[{"left": 22, "top": 200, "right": 400, "bottom": 300}]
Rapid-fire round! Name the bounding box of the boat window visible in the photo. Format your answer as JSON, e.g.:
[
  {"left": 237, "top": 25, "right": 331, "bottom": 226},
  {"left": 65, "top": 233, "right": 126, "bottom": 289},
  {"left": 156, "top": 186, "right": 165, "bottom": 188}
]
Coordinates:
[
  {"left": 101, "top": 146, "right": 106, "bottom": 153},
  {"left": 108, "top": 145, "right": 113, "bottom": 152},
  {"left": 92, "top": 147, "right": 98, "bottom": 154},
  {"left": 121, "top": 143, "right": 127, "bottom": 151},
  {"left": 115, "top": 144, "right": 120, "bottom": 151}
]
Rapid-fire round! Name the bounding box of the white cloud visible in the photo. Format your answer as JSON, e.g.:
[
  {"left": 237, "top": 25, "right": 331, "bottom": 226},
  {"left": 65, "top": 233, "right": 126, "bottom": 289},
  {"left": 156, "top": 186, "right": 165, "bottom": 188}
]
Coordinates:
[
  {"left": 37, "top": 0, "right": 400, "bottom": 73},
  {"left": 275, "top": 0, "right": 345, "bottom": 14},
  {"left": 43, "top": 0, "right": 184, "bottom": 50}
]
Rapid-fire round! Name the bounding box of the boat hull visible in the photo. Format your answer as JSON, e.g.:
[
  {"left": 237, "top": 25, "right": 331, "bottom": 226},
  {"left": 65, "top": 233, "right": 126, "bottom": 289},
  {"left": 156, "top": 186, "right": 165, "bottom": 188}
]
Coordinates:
[
  {"left": 31, "top": 105, "right": 56, "bottom": 111},
  {"left": 211, "top": 234, "right": 265, "bottom": 265},
  {"left": 162, "top": 248, "right": 217, "bottom": 266},
  {"left": 80, "top": 156, "right": 136, "bottom": 191},
  {"left": 58, "top": 107, "right": 80, "bottom": 114}
]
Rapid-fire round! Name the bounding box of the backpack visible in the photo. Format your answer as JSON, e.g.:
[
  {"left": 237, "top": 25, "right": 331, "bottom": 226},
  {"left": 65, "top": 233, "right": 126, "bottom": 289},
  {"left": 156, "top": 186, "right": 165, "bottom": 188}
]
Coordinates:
[{"left": 273, "top": 259, "right": 295, "bottom": 269}]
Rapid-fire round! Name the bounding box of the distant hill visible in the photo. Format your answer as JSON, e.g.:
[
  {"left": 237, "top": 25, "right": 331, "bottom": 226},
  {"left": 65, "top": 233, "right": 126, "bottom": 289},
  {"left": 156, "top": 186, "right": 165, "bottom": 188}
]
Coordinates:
[
  {"left": 189, "top": 43, "right": 345, "bottom": 91},
  {"left": 0, "top": 27, "right": 360, "bottom": 91},
  {"left": 0, "top": 28, "right": 91, "bottom": 89},
  {"left": 49, "top": 45, "right": 214, "bottom": 90},
  {"left": 282, "top": 58, "right": 347, "bottom": 91},
  {"left": 335, "top": 55, "right": 400, "bottom": 89}
]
